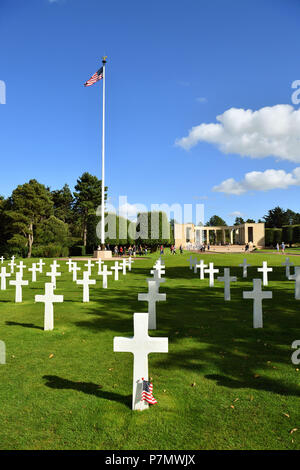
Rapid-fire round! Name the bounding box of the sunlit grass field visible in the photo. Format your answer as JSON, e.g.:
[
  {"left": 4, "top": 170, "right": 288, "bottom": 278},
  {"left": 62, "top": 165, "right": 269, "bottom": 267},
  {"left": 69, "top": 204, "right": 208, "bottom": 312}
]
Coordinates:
[{"left": 0, "top": 251, "right": 299, "bottom": 450}]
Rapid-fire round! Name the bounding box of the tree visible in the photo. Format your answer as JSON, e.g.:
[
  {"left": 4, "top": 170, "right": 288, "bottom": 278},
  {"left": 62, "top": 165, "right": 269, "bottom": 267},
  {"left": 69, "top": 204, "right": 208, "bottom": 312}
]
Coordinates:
[
  {"left": 73, "top": 173, "right": 107, "bottom": 247},
  {"left": 206, "top": 215, "right": 227, "bottom": 226},
  {"left": 6, "top": 180, "right": 53, "bottom": 257},
  {"left": 263, "top": 207, "right": 290, "bottom": 228},
  {"left": 246, "top": 218, "right": 256, "bottom": 223},
  {"left": 136, "top": 211, "right": 171, "bottom": 250},
  {"left": 51, "top": 184, "right": 74, "bottom": 224},
  {"left": 234, "top": 217, "right": 245, "bottom": 226}
]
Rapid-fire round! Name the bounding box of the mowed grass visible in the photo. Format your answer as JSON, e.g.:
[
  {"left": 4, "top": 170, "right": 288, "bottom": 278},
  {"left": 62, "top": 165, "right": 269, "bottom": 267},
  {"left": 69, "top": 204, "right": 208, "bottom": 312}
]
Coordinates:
[{"left": 0, "top": 251, "right": 299, "bottom": 450}]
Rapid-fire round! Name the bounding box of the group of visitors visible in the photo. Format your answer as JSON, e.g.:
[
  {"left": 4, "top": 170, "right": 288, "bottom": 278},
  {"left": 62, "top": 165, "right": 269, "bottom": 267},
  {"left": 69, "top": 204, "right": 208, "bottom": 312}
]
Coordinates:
[
  {"left": 113, "top": 245, "right": 149, "bottom": 257},
  {"left": 276, "top": 242, "right": 286, "bottom": 254}
]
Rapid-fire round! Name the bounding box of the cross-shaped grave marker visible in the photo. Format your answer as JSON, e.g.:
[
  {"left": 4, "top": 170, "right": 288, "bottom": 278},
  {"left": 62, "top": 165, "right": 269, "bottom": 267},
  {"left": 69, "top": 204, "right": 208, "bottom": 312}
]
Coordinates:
[
  {"left": 28, "top": 263, "right": 39, "bottom": 282},
  {"left": 46, "top": 263, "right": 61, "bottom": 289},
  {"left": 16, "top": 261, "right": 27, "bottom": 278},
  {"left": 113, "top": 313, "right": 168, "bottom": 411},
  {"left": 289, "top": 267, "right": 300, "bottom": 300},
  {"left": 257, "top": 261, "right": 273, "bottom": 286},
  {"left": 217, "top": 268, "right": 237, "bottom": 301},
  {"left": 121, "top": 258, "right": 127, "bottom": 275},
  {"left": 283, "top": 258, "right": 294, "bottom": 279},
  {"left": 66, "top": 259, "right": 74, "bottom": 272},
  {"left": 70, "top": 262, "right": 81, "bottom": 282},
  {"left": 126, "top": 256, "right": 133, "bottom": 272},
  {"left": 138, "top": 280, "right": 166, "bottom": 330},
  {"left": 204, "top": 262, "right": 219, "bottom": 287},
  {"left": 9, "top": 272, "right": 28, "bottom": 303},
  {"left": 111, "top": 261, "right": 122, "bottom": 281},
  {"left": 8, "top": 259, "right": 16, "bottom": 274},
  {"left": 37, "top": 259, "right": 45, "bottom": 273},
  {"left": 150, "top": 264, "right": 165, "bottom": 279},
  {"left": 243, "top": 278, "right": 272, "bottom": 328},
  {"left": 147, "top": 269, "right": 166, "bottom": 292},
  {"left": 84, "top": 259, "right": 95, "bottom": 276},
  {"left": 195, "top": 260, "right": 208, "bottom": 280},
  {"left": 99, "top": 265, "right": 112, "bottom": 288},
  {"left": 0, "top": 267, "right": 10, "bottom": 290},
  {"left": 0, "top": 256, "right": 4, "bottom": 264},
  {"left": 35, "top": 283, "right": 64, "bottom": 330},
  {"left": 95, "top": 259, "right": 104, "bottom": 275},
  {"left": 76, "top": 271, "right": 96, "bottom": 302},
  {"left": 239, "top": 258, "right": 251, "bottom": 278}
]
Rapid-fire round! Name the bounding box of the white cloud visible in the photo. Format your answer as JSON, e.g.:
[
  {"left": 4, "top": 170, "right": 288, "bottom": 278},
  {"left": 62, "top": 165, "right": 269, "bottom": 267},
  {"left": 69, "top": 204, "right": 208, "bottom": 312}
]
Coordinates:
[
  {"left": 213, "top": 167, "right": 300, "bottom": 195},
  {"left": 229, "top": 211, "right": 244, "bottom": 217},
  {"left": 118, "top": 202, "right": 146, "bottom": 221},
  {"left": 176, "top": 104, "right": 300, "bottom": 163}
]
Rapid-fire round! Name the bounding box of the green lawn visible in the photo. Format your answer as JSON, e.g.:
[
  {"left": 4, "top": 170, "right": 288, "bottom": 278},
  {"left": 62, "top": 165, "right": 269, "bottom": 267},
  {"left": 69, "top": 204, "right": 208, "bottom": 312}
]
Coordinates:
[{"left": 0, "top": 252, "right": 299, "bottom": 450}]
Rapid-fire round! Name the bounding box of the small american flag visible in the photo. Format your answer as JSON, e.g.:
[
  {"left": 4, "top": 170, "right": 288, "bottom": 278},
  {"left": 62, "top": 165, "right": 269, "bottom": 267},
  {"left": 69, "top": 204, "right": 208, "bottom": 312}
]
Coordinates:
[
  {"left": 142, "top": 379, "right": 157, "bottom": 405},
  {"left": 84, "top": 67, "right": 103, "bottom": 87}
]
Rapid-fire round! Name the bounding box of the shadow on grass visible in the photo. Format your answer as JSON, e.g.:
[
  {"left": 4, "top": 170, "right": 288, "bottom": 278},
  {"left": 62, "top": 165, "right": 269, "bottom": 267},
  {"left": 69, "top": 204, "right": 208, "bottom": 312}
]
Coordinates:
[
  {"left": 43, "top": 375, "right": 131, "bottom": 408},
  {"left": 5, "top": 321, "right": 44, "bottom": 330}
]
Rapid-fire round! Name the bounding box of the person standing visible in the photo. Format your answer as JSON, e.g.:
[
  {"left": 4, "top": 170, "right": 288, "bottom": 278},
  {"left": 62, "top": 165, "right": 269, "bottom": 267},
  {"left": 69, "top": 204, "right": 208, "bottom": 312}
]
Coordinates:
[{"left": 281, "top": 242, "right": 285, "bottom": 254}]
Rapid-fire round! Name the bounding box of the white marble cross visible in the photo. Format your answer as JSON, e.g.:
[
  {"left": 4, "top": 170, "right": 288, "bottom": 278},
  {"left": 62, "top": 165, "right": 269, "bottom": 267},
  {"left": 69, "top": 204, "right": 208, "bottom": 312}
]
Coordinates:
[
  {"left": 111, "top": 261, "right": 122, "bottom": 281},
  {"left": 289, "top": 267, "right": 300, "bottom": 300},
  {"left": 243, "top": 279, "right": 272, "bottom": 328},
  {"left": 193, "top": 259, "right": 200, "bottom": 274},
  {"left": 195, "top": 260, "right": 208, "bottom": 280},
  {"left": 114, "top": 313, "right": 168, "bottom": 411},
  {"left": 37, "top": 259, "right": 45, "bottom": 273},
  {"left": 28, "top": 263, "right": 39, "bottom": 282},
  {"left": 239, "top": 258, "right": 251, "bottom": 278},
  {"left": 9, "top": 272, "right": 28, "bottom": 302},
  {"left": 99, "top": 265, "right": 112, "bottom": 288},
  {"left": 95, "top": 259, "right": 104, "bottom": 275},
  {"left": 66, "top": 259, "right": 74, "bottom": 272},
  {"left": 35, "top": 283, "right": 64, "bottom": 331},
  {"left": 283, "top": 258, "right": 294, "bottom": 278},
  {"left": 0, "top": 256, "right": 4, "bottom": 264},
  {"left": 46, "top": 264, "right": 61, "bottom": 289},
  {"left": 138, "top": 280, "right": 166, "bottom": 330},
  {"left": 257, "top": 261, "right": 273, "bottom": 286},
  {"left": 217, "top": 268, "right": 237, "bottom": 301},
  {"left": 189, "top": 255, "right": 195, "bottom": 270},
  {"left": 204, "top": 262, "right": 219, "bottom": 287},
  {"left": 11, "top": 255, "right": 15, "bottom": 262},
  {"left": 126, "top": 256, "right": 133, "bottom": 272},
  {"left": 0, "top": 267, "right": 10, "bottom": 290},
  {"left": 70, "top": 262, "right": 81, "bottom": 282},
  {"left": 51, "top": 260, "right": 60, "bottom": 271},
  {"left": 8, "top": 259, "right": 16, "bottom": 274},
  {"left": 147, "top": 269, "right": 166, "bottom": 291},
  {"left": 150, "top": 264, "right": 165, "bottom": 279},
  {"left": 16, "top": 261, "right": 27, "bottom": 277},
  {"left": 121, "top": 258, "right": 127, "bottom": 275},
  {"left": 84, "top": 259, "right": 95, "bottom": 276},
  {"left": 76, "top": 271, "right": 96, "bottom": 302}
]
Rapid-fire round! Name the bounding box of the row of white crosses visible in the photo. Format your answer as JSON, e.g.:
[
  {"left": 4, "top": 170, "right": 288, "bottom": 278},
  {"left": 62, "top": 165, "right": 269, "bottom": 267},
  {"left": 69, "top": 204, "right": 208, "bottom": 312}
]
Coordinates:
[{"left": 114, "top": 257, "right": 168, "bottom": 411}]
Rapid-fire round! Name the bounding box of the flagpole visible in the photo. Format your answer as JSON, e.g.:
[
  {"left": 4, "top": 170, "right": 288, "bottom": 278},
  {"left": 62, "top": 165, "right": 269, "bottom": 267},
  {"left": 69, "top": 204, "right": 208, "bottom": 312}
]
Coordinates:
[{"left": 101, "top": 56, "right": 106, "bottom": 249}]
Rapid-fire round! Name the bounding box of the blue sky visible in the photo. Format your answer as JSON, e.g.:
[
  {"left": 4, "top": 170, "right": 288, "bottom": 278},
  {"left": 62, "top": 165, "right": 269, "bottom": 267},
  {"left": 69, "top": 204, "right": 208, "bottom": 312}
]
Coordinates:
[{"left": 1, "top": 0, "right": 300, "bottom": 225}]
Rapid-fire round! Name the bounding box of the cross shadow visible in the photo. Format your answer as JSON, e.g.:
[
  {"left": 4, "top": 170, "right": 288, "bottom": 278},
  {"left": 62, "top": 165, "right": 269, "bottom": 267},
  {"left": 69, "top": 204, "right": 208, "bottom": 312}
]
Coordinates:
[
  {"left": 5, "top": 321, "right": 43, "bottom": 330},
  {"left": 43, "top": 375, "right": 131, "bottom": 408}
]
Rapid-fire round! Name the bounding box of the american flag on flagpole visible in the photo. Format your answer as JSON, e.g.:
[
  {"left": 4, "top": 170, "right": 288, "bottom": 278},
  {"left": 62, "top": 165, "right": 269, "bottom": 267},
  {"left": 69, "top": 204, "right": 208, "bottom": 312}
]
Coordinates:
[
  {"left": 142, "top": 379, "right": 157, "bottom": 405},
  {"left": 84, "top": 67, "right": 103, "bottom": 87}
]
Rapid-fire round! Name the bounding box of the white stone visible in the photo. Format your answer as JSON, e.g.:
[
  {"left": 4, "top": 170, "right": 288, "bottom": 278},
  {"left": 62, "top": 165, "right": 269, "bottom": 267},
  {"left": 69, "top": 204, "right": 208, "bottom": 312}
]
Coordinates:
[
  {"left": 147, "top": 269, "right": 166, "bottom": 291},
  {"left": 16, "top": 261, "right": 27, "bottom": 277},
  {"left": 95, "top": 259, "right": 104, "bottom": 275},
  {"left": 243, "top": 279, "right": 272, "bottom": 328},
  {"left": 46, "top": 264, "right": 61, "bottom": 289},
  {"left": 111, "top": 261, "right": 122, "bottom": 281},
  {"left": 99, "top": 265, "right": 112, "bottom": 288},
  {"left": 0, "top": 267, "right": 10, "bottom": 290},
  {"left": 195, "top": 260, "right": 208, "bottom": 280},
  {"left": 66, "top": 259, "right": 74, "bottom": 272},
  {"left": 70, "top": 262, "right": 81, "bottom": 282},
  {"left": 217, "top": 268, "right": 237, "bottom": 301},
  {"left": 239, "top": 258, "right": 251, "bottom": 278},
  {"left": 257, "top": 261, "right": 273, "bottom": 286},
  {"left": 84, "top": 259, "right": 95, "bottom": 276},
  {"left": 113, "top": 313, "right": 168, "bottom": 410},
  {"left": 28, "top": 263, "right": 39, "bottom": 282},
  {"left": 9, "top": 272, "right": 28, "bottom": 303},
  {"left": 289, "top": 267, "right": 300, "bottom": 300},
  {"left": 35, "top": 283, "right": 64, "bottom": 331},
  {"left": 138, "top": 280, "right": 166, "bottom": 330},
  {"left": 150, "top": 264, "right": 165, "bottom": 279},
  {"left": 37, "top": 259, "right": 45, "bottom": 273},
  {"left": 204, "top": 262, "right": 219, "bottom": 287},
  {"left": 121, "top": 258, "right": 127, "bottom": 275},
  {"left": 76, "top": 271, "right": 96, "bottom": 302},
  {"left": 283, "top": 257, "right": 294, "bottom": 278},
  {"left": 8, "top": 259, "right": 16, "bottom": 274}
]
